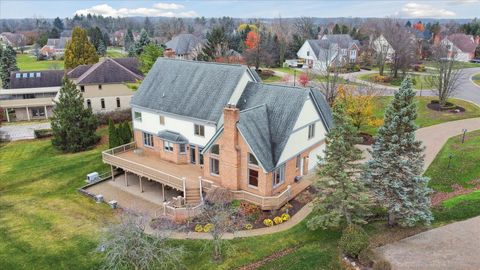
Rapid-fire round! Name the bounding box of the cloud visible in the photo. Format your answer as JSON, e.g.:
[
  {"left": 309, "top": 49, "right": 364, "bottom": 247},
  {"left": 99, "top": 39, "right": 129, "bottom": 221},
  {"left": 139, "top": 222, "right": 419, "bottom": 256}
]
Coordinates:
[
  {"left": 398, "top": 2, "right": 456, "bottom": 18},
  {"left": 448, "top": 0, "right": 479, "bottom": 4},
  {"left": 75, "top": 2, "right": 197, "bottom": 17}
]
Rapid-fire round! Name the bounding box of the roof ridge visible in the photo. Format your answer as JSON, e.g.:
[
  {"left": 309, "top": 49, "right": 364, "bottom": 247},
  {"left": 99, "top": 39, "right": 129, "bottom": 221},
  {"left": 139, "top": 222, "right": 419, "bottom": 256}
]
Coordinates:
[
  {"left": 76, "top": 60, "right": 103, "bottom": 84},
  {"left": 109, "top": 57, "right": 143, "bottom": 80},
  {"left": 252, "top": 81, "right": 310, "bottom": 91},
  {"left": 240, "top": 103, "right": 266, "bottom": 113},
  {"left": 159, "top": 57, "right": 244, "bottom": 68}
]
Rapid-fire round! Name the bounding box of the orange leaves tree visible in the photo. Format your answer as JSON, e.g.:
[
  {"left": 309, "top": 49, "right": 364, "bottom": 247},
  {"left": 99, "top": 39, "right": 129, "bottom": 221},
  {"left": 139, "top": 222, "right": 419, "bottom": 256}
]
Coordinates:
[
  {"left": 336, "top": 85, "right": 382, "bottom": 131},
  {"left": 244, "top": 31, "right": 259, "bottom": 50}
]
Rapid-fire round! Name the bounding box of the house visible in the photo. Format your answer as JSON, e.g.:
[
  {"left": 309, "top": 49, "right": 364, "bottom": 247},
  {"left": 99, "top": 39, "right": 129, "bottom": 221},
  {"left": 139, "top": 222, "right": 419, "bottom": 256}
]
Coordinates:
[
  {"left": 371, "top": 34, "right": 395, "bottom": 61},
  {"left": 67, "top": 57, "right": 143, "bottom": 113},
  {"left": 40, "top": 37, "right": 70, "bottom": 58},
  {"left": 0, "top": 32, "right": 26, "bottom": 48},
  {"left": 297, "top": 34, "right": 360, "bottom": 71},
  {"left": 441, "top": 33, "right": 477, "bottom": 62},
  {"left": 0, "top": 70, "right": 63, "bottom": 122},
  {"left": 101, "top": 58, "right": 332, "bottom": 213},
  {"left": 164, "top": 34, "right": 204, "bottom": 60}
]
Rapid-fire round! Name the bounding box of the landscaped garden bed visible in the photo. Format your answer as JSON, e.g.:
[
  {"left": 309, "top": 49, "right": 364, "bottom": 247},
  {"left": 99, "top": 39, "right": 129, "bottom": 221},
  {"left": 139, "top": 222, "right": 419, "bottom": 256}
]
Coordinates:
[{"left": 427, "top": 100, "right": 465, "bottom": 113}]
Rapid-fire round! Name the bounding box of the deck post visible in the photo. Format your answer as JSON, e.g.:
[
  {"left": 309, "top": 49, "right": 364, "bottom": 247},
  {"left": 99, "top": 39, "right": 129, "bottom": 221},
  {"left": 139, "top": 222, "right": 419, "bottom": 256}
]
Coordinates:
[
  {"left": 5, "top": 108, "right": 10, "bottom": 122},
  {"left": 162, "top": 183, "right": 166, "bottom": 202},
  {"left": 139, "top": 176, "right": 143, "bottom": 193},
  {"left": 110, "top": 165, "right": 114, "bottom": 181},
  {"left": 26, "top": 106, "right": 30, "bottom": 121},
  {"left": 125, "top": 171, "right": 128, "bottom": 186},
  {"left": 198, "top": 176, "right": 203, "bottom": 202},
  {"left": 182, "top": 177, "right": 187, "bottom": 202},
  {"left": 44, "top": 105, "right": 48, "bottom": 119}
]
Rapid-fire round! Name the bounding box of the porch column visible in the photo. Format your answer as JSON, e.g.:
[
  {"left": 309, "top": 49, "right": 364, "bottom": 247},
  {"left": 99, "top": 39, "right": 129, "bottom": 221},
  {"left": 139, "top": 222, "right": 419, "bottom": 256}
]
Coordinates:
[
  {"left": 125, "top": 171, "right": 128, "bottom": 187},
  {"left": 110, "top": 165, "right": 114, "bottom": 181},
  {"left": 162, "top": 184, "right": 165, "bottom": 202},
  {"left": 5, "top": 108, "right": 10, "bottom": 122},
  {"left": 139, "top": 176, "right": 143, "bottom": 193},
  {"left": 44, "top": 105, "right": 48, "bottom": 119},
  {"left": 26, "top": 106, "right": 30, "bottom": 121}
]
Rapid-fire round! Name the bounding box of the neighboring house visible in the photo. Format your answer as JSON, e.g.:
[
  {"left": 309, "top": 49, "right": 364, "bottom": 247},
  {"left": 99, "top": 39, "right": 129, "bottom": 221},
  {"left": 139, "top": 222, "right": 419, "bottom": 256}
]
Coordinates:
[
  {"left": 0, "top": 70, "right": 63, "bottom": 122},
  {"left": 441, "top": 33, "right": 477, "bottom": 62},
  {"left": 371, "top": 34, "right": 395, "bottom": 61},
  {"left": 102, "top": 58, "right": 332, "bottom": 211},
  {"left": 67, "top": 57, "right": 143, "bottom": 113},
  {"left": 0, "top": 32, "right": 27, "bottom": 48},
  {"left": 165, "top": 34, "right": 204, "bottom": 60},
  {"left": 297, "top": 34, "right": 360, "bottom": 71},
  {"left": 40, "top": 37, "right": 70, "bottom": 58}
]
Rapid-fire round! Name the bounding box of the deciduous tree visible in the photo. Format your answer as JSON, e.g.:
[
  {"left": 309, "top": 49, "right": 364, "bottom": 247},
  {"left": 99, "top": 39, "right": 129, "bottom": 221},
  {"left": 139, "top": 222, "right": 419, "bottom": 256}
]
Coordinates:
[
  {"left": 337, "top": 85, "right": 381, "bottom": 131},
  {"left": 139, "top": 44, "right": 163, "bottom": 75},
  {"left": 365, "top": 77, "right": 433, "bottom": 227},
  {"left": 308, "top": 103, "right": 370, "bottom": 230},
  {"left": 64, "top": 27, "right": 98, "bottom": 69}
]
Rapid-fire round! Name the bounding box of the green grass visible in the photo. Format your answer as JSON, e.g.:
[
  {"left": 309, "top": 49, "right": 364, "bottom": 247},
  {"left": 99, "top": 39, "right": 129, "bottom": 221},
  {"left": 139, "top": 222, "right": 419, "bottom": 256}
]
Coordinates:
[
  {"left": 263, "top": 75, "right": 284, "bottom": 83},
  {"left": 16, "top": 54, "right": 64, "bottom": 71},
  {"left": 433, "top": 190, "right": 480, "bottom": 224},
  {"left": 472, "top": 73, "right": 480, "bottom": 86},
  {"left": 271, "top": 67, "right": 305, "bottom": 76},
  {"left": 106, "top": 48, "right": 127, "bottom": 58},
  {"left": 424, "top": 130, "right": 480, "bottom": 192},
  {"left": 361, "top": 96, "right": 480, "bottom": 135},
  {"left": 358, "top": 73, "right": 433, "bottom": 90},
  {"left": 424, "top": 60, "right": 480, "bottom": 69}
]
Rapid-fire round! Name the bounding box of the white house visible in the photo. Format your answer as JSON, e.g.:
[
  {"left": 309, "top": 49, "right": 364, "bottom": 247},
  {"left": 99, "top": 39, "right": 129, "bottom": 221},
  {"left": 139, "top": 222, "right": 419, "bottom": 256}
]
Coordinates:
[{"left": 441, "top": 34, "right": 477, "bottom": 62}]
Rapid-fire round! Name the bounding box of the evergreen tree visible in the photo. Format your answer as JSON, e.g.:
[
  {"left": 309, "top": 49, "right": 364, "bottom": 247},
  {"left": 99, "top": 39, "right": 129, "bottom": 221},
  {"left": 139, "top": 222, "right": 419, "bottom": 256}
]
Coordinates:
[
  {"left": 108, "top": 119, "right": 119, "bottom": 148},
  {"left": 124, "top": 28, "right": 134, "bottom": 52},
  {"left": 139, "top": 44, "right": 163, "bottom": 75},
  {"left": 53, "top": 17, "right": 64, "bottom": 31},
  {"left": 49, "top": 28, "right": 60, "bottom": 38},
  {"left": 64, "top": 27, "right": 99, "bottom": 69},
  {"left": 120, "top": 122, "right": 132, "bottom": 144},
  {"left": 144, "top": 17, "right": 154, "bottom": 36},
  {"left": 132, "top": 29, "right": 151, "bottom": 56},
  {"left": 199, "top": 27, "right": 229, "bottom": 61},
  {"left": 51, "top": 78, "right": 99, "bottom": 152},
  {"left": 365, "top": 77, "right": 433, "bottom": 227},
  {"left": 307, "top": 103, "right": 370, "bottom": 230},
  {"left": 97, "top": 41, "right": 106, "bottom": 56},
  {"left": 0, "top": 45, "right": 18, "bottom": 89},
  {"left": 405, "top": 20, "right": 412, "bottom": 28},
  {"left": 332, "top": 24, "right": 341, "bottom": 34},
  {"left": 87, "top": 26, "right": 104, "bottom": 51}
]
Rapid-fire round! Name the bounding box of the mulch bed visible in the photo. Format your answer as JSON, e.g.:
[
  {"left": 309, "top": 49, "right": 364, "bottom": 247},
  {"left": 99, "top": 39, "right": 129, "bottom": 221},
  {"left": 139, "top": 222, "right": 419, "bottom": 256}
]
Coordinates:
[
  {"left": 427, "top": 101, "right": 466, "bottom": 113},
  {"left": 359, "top": 132, "right": 375, "bottom": 145},
  {"left": 431, "top": 180, "right": 480, "bottom": 206},
  {"left": 237, "top": 246, "right": 298, "bottom": 270}
]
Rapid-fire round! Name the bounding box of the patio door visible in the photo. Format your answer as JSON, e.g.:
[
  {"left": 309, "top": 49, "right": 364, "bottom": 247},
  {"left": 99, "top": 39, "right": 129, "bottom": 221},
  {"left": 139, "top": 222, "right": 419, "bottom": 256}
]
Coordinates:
[{"left": 190, "top": 145, "right": 196, "bottom": 164}]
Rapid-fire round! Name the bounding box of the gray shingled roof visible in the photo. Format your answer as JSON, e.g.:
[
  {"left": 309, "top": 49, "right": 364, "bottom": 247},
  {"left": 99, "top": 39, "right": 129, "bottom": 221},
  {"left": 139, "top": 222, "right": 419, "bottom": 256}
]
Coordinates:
[
  {"left": 9, "top": 70, "right": 64, "bottom": 89},
  {"left": 309, "top": 88, "right": 333, "bottom": 130},
  {"left": 165, "top": 34, "right": 203, "bottom": 55},
  {"left": 75, "top": 58, "right": 143, "bottom": 85},
  {"left": 236, "top": 82, "right": 311, "bottom": 171},
  {"left": 306, "top": 39, "right": 338, "bottom": 62},
  {"left": 131, "top": 58, "right": 250, "bottom": 123},
  {"left": 158, "top": 130, "right": 188, "bottom": 143},
  {"left": 67, "top": 64, "right": 93, "bottom": 79},
  {"left": 322, "top": 34, "right": 359, "bottom": 49}
]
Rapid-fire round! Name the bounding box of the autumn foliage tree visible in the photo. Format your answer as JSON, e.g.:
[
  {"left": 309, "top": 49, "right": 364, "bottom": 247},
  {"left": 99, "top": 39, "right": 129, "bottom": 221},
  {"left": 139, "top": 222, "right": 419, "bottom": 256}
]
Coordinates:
[
  {"left": 298, "top": 73, "right": 309, "bottom": 87},
  {"left": 337, "top": 85, "right": 382, "bottom": 131},
  {"left": 244, "top": 31, "right": 261, "bottom": 70},
  {"left": 64, "top": 27, "right": 99, "bottom": 69}
]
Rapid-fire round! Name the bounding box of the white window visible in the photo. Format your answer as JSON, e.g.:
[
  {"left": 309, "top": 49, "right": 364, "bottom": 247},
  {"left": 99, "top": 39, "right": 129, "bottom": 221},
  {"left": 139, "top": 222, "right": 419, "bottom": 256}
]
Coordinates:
[
  {"left": 15, "top": 73, "right": 20, "bottom": 78},
  {"left": 29, "top": 72, "right": 34, "bottom": 78},
  {"left": 143, "top": 132, "right": 154, "bottom": 147},
  {"left": 210, "top": 158, "right": 220, "bottom": 175},
  {"left": 307, "top": 50, "right": 310, "bottom": 56},
  {"left": 194, "top": 124, "right": 205, "bottom": 137},
  {"left": 159, "top": 115, "right": 165, "bottom": 125},
  {"left": 308, "top": 123, "right": 315, "bottom": 140},
  {"left": 31, "top": 107, "right": 45, "bottom": 117},
  {"left": 134, "top": 111, "right": 142, "bottom": 122},
  {"left": 273, "top": 164, "right": 285, "bottom": 187},
  {"left": 22, "top": 73, "right": 27, "bottom": 78},
  {"left": 36, "top": 72, "right": 41, "bottom": 77},
  {"left": 164, "top": 141, "right": 173, "bottom": 152}
]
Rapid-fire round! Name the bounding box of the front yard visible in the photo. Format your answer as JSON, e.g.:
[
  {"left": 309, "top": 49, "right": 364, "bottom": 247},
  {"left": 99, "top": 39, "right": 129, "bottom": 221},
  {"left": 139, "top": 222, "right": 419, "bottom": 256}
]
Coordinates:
[
  {"left": 17, "top": 54, "right": 64, "bottom": 71},
  {"left": 358, "top": 73, "right": 433, "bottom": 90},
  {"left": 472, "top": 73, "right": 480, "bottom": 86}
]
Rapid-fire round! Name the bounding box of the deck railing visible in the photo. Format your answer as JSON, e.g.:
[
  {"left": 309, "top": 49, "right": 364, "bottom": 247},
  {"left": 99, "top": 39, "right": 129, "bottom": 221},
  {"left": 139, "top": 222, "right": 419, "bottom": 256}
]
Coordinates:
[
  {"left": 154, "top": 201, "right": 204, "bottom": 220},
  {"left": 102, "top": 142, "right": 185, "bottom": 191},
  {"left": 201, "top": 178, "right": 292, "bottom": 210}
]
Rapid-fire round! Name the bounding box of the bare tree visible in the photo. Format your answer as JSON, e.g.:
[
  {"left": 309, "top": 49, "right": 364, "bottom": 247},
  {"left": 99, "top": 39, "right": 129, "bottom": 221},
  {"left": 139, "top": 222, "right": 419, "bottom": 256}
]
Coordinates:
[
  {"left": 293, "top": 17, "right": 317, "bottom": 40},
  {"left": 100, "top": 209, "right": 185, "bottom": 270},
  {"left": 156, "top": 18, "right": 185, "bottom": 40},
  {"left": 312, "top": 44, "right": 343, "bottom": 105},
  {"left": 426, "top": 44, "right": 463, "bottom": 106}
]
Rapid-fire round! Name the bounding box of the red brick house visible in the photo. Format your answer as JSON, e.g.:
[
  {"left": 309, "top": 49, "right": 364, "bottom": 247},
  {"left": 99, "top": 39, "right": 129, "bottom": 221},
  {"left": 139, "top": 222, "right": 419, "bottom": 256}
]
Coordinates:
[{"left": 102, "top": 58, "right": 332, "bottom": 210}]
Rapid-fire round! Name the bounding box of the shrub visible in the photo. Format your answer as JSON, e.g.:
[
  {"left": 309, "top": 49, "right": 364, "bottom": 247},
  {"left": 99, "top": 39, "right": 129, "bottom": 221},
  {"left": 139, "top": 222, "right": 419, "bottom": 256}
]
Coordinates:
[
  {"left": 372, "top": 74, "right": 390, "bottom": 83},
  {"left": 96, "top": 109, "right": 132, "bottom": 125},
  {"left": 244, "top": 223, "right": 253, "bottom": 230},
  {"left": 194, "top": 224, "right": 203, "bottom": 232},
  {"left": 273, "top": 216, "right": 283, "bottom": 225},
  {"left": 413, "top": 64, "right": 426, "bottom": 72},
  {"left": 263, "top": 219, "right": 274, "bottom": 227},
  {"left": 339, "top": 224, "right": 370, "bottom": 258},
  {"left": 358, "top": 248, "right": 375, "bottom": 267},
  {"left": 205, "top": 187, "right": 233, "bottom": 205},
  {"left": 34, "top": 129, "right": 53, "bottom": 139},
  {"left": 281, "top": 213, "right": 290, "bottom": 221},
  {"left": 203, "top": 223, "right": 214, "bottom": 233},
  {"left": 239, "top": 201, "right": 262, "bottom": 222},
  {"left": 373, "top": 259, "right": 392, "bottom": 270}
]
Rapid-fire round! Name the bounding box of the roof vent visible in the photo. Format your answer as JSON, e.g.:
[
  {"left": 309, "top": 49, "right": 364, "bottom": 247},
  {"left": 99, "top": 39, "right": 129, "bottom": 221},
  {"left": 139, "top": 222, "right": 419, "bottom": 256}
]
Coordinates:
[{"left": 162, "top": 92, "right": 165, "bottom": 98}]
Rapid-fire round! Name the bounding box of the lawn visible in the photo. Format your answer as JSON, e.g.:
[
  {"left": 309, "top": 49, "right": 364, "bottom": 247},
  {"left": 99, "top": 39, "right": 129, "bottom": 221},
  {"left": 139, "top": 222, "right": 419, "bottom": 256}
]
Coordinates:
[
  {"left": 16, "top": 54, "right": 64, "bottom": 71},
  {"left": 472, "top": 73, "right": 480, "bottom": 86},
  {"left": 424, "top": 129, "right": 480, "bottom": 192},
  {"left": 2, "top": 128, "right": 480, "bottom": 269},
  {"left": 361, "top": 96, "right": 480, "bottom": 135},
  {"left": 423, "top": 60, "right": 480, "bottom": 69},
  {"left": 358, "top": 73, "right": 433, "bottom": 90},
  {"left": 271, "top": 67, "right": 305, "bottom": 76},
  {"left": 106, "top": 48, "right": 127, "bottom": 58}
]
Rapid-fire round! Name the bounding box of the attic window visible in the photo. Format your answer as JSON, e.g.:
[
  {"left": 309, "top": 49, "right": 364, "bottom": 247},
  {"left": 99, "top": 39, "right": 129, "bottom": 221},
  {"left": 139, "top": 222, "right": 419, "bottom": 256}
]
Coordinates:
[
  {"left": 211, "top": 144, "right": 220, "bottom": 155},
  {"left": 194, "top": 124, "right": 205, "bottom": 137},
  {"left": 308, "top": 123, "right": 315, "bottom": 140},
  {"left": 248, "top": 153, "right": 259, "bottom": 166}
]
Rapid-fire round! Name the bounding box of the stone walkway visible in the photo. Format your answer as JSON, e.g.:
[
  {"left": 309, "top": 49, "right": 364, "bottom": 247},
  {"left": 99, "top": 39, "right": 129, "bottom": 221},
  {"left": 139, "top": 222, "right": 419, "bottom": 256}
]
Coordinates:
[
  {"left": 375, "top": 216, "right": 480, "bottom": 270},
  {"left": 0, "top": 122, "right": 50, "bottom": 141}
]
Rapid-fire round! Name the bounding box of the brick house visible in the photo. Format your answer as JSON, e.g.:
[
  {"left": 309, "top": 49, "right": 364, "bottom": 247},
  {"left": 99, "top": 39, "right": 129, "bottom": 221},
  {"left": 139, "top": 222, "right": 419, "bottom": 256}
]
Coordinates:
[
  {"left": 102, "top": 58, "right": 332, "bottom": 210},
  {"left": 164, "top": 34, "right": 204, "bottom": 60},
  {"left": 441, "top": 33, "right": 477, "bottom": 62}
]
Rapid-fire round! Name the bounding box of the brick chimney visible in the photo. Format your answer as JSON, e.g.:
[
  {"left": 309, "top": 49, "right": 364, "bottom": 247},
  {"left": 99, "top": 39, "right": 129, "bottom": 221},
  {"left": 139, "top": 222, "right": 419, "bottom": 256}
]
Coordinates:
[{"left": 219, "top": 104, "right": 241, "bottom": 190}]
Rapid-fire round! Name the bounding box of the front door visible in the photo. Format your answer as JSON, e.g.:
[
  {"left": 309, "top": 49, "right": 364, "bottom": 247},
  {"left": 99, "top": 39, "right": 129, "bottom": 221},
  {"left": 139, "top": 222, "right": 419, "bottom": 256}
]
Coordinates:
[{"left": 190, "top": 145, "right": 196, "bottom": 164}]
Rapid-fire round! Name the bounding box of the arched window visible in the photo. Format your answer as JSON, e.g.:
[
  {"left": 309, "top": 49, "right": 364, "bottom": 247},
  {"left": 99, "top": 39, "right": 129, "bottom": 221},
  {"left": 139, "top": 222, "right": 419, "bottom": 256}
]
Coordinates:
[{"left": 86, "top": 99, "right": 91, "bottom": 109}]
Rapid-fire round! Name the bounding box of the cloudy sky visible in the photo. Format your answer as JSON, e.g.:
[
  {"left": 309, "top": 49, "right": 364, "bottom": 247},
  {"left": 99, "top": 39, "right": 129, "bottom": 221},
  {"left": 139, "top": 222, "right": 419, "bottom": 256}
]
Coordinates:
[{"left": 1, "top": 0, "right": 479, "bottom": 19}]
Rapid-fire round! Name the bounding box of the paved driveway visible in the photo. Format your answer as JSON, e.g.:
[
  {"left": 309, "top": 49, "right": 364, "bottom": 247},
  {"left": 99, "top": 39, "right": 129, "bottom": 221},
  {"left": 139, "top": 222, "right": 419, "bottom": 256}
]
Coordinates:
[
  {"left": 0, "top": 122, "right": 51, "bottom": 141},
  {"left": 375, "top": 216, "right": 480, "bottom": 270}
]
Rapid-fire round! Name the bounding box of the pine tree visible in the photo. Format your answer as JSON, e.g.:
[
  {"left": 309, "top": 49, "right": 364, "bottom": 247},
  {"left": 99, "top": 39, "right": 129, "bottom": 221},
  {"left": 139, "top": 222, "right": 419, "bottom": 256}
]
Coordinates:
[
  {"left": 53, "top": 17, "right": 64, "bottom": 31},
  {"left": 97, "top": 41, "right": 106, "bottom": 56},
  {"left": 51, "top": 78, "right": 99, "bottom": 152},
  {"left": 365, "top": 77, "right": 433, "bottom": 227},
  {"left": 307, "top": 102, "right": 370, "bottom": 230},
  {"left": 132, "top": 29, "right": 151, "bottom": 56},
  {"left": 332, "top": 24, "right": 341, "bottom": 34},
  {"left": 120, "top": 122, "right": 132, "bottom": 144},
  {"left": 108, "top": 119, "right": 119, "bottom": 148},
  {"left": 0, "top": 45, "right": 18, "bottom": 89},
  {"left": 64, "top": 27, "right": 99, "bottom": 69},
  {"left": 199, "top": 27, "right": 229, "bottom": 61},
  {"left": 124, "top": 28, "right": 134, "bottom": 52}
]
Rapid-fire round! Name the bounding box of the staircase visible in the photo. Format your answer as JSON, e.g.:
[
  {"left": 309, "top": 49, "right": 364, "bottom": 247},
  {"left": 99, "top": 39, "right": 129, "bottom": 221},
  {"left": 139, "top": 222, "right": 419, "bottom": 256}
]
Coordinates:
[{"left": 185, "top": 188, "right": 201, "bottom": 205}]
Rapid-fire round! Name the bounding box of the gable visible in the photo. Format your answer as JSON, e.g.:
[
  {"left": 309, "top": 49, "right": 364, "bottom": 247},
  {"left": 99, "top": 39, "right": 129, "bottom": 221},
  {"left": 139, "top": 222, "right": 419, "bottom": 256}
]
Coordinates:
[{"left": 297, "top": 41, "right": 317, "bottom": 60}]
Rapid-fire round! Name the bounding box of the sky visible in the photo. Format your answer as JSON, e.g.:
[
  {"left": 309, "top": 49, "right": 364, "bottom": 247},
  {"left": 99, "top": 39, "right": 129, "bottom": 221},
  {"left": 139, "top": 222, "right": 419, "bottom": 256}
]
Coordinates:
[{"left": 1, "top": 0, "right": 479, "bottom": 19}]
